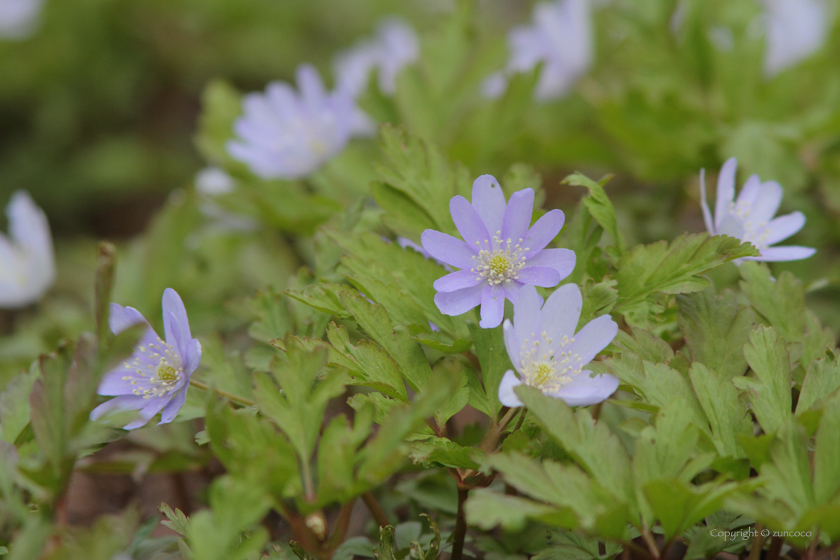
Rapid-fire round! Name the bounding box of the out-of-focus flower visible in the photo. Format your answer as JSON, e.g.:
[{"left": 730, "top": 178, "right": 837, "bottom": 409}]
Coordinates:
[
  {"left": 227, "top": 65, "right": 368, "bottom": 180},
  {"left": 334, "top": 18, "right": 420, "bottom": 98},
  {"left": 700, "top": 158, "right": 815, "bottom": 263},
  {"left": 195, "top": 167, "right": 235, "bottom": 196},
  {"left": 421, "top": 175, "right": 574, "bottom": 329},
  {"left": 0, "top": 191, "right": 55, "bottom": 309},
  {"left": 0, "top": 0, "right": 44, "bottom": 40},
  {"left": 498, "top": 284, "right": 618, "bottom": 408},
  {"left": 482, "top": 0, "right": 593, "bottom": 101},
  {"left": 91, "top": 289, "right": 201, "bottom": 430},
  {"left": 194, "top": 167, "right": 257, "bottom": 232},
  {"left": 762, "top": 0, "right": 828, "bottom": 77}
]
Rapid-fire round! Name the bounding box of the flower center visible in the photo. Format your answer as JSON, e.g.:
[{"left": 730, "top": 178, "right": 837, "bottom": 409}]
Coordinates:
[
  {"left": 519, "top": 331, "right": 583, "bottom": 394},
  {"left": 471, "top": 232, "right": 528, "bottom": 286},
  {"left": 728, "top": 202, "right": 770, "bottom": 249},
  {"left": 124, "top": 336, "right": 184, "bottom": 399}
]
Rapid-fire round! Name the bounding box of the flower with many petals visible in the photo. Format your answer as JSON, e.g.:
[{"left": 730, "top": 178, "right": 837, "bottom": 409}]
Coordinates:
[
  {"left": 334, "top": 18, "right": 419, "bottom": 98},
  {"left": 227, "top": 65, "right": 369, "bottom": 180},
  {"left": 483, "top": 0, "right": 593, "bottom": 101},
  {"left": 499, "top": 284, "right": 618, "bottom": 408},
  {"left": 762, "top": 0, "right": 828, "bottom": 77},
  {"left": 421, "top": 175, "right": 575, "bottom": 328},
  {"left": 0, "top": 0, "right": 44, "bottom": 40},
  {"left": 91, "top": 289, "right": 201, "bottom": 430},
  {"left": 0, "top": 191, "right": 55, "bottom": 309},
  {"left": 700, "top": 158, "right": 815, "bottom": 263}
]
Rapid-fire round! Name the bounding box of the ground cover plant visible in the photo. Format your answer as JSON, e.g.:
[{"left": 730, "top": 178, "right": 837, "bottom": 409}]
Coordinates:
[{"left": 1, "top": 1, "right": 840, "bottom": 559}]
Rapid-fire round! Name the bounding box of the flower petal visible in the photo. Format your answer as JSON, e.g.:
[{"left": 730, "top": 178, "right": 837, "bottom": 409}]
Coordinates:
[
  {"left": 502, "top": 280, "right": 525, "bottom": 304},
  {"left": 522, "top": 209, "right": 565, "bottom": 256},
  {"left": 450, "top": 196, "right": 491, "bottom": 248},
  {"left": 498, "top": 370, "right": 524, "bottom": 408},
  {"left": 748, "top": 181, "right": 783, "bottom": 225},
  {"left": 159, "top": 387, "right": 189, "bottom": 424},
  {"left": 90, "top": 395, "right": 148, "bottom": 421},
  {"left": 183, "top": 339, "right": 203, "bottom": 376},
  {"left": 421, "top": 230, "right": 477, "bottom": 269},
  {"left": 163, "top": 288, "right": 192, "bottom": 344},
  {"left": 763, "top": 211, "right": 805, "bottom": 246},
  {"left": 434, "top": 283, "right": 485, "bottom": 316},
  {"left": 516, "top": 266, "right": 561, "bottom": 287},
  {"left": 109, "top": 303, "right": 149, "bottom": 335},
  {"left": 541, "top": 283, "right": 583, "bottom": 342},
  {"left": 508, "top": 285, "right": 543, "bottom": 361},
  {"left": 749, "top": 245, "right": 816, "bottom": 262},
  {"left": 434, "top": 269, "right": 483, "bottom": 292},
  {"left": 501, "top": 188, "right": 534, "bottom": 243},
  {"left": 523, "top": 248, "right": 575, "bottom": 281},
  {"left": 479, "top": 284, "right": 505, "bottom": 328},
  {"left": 565, "top": 314, "right": 618, "bottom": 364},
  {"left": 735, "top": 174, "right": 761, "bottom": 208},
  {"left": 699, "top": 169, "right": 714, "bottom": 234},
  {"left": 503, "top": 319, "right": 521, "bottom": 370},
  {"left": 551, "top": 372, "right": 619, "bottom": 407},
  {"left": 97, "top": 370, "right": 139, "bottom": 396},
  {"left": 714, "top": 158, "right": 738, "bottom": 230},
  {"left": 123, "top": 396, "right": 171, "bottom": 430},
  {"left": 472, "top": 175, "right": 507, "bottom": 235}
]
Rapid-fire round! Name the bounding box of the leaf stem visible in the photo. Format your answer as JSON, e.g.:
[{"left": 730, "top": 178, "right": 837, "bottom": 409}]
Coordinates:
[
  {"left": 767, "top": 537, "right": 784, "bottom": 560},
  {"left": 641, "top": 528, "right": 660, "bottom": 560},
  {"left": 188, "top": 379, "right": 256, "bottom": 408},
  {"left": 361, "top": 491, "right": 390, "bottom": 527},
  {"left": 451, "top": 485, "right": 470, "bottom": 560},
  {"left": 748, "top": 524, "right": 765, "bottom": 560}
]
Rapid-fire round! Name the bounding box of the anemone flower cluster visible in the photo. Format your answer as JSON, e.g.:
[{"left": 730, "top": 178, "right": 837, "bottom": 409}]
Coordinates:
[
  {"left": 700, "top": 158, "right": 815, "bottom": 263},
  {"left": 0, "top": 191, "right": 55, "bottom": 309},
  {"left": 227, "top": 65, "right": 370, "bottom": 180},
  {"left": 762, "top": 0, "right": 828, "bottom": 77},
  {"left": 421, "top": 175, "right": 575, "bottom": 328},
  {"left": 483, "top": 0, "right": 593, "bottom": 101},
  {"left": 499, "top": 284, "right": 619, "bottom": 408},
  {"left": 0, "top": 0, "right": 44, "bottom": 40},
  {"left": 91, "top": 289, "right": 201, "bottom": 430}
]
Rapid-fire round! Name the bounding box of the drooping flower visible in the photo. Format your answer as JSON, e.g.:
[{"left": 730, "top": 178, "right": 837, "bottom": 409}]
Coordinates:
[
  {"left": 91, "top": 289, "right": 201, "bottom": 430},
  {"left": 227, "top": 64, "right": 369, "bottom": 180},
  {"left": 0, "top": 0, "right": 44, "bottom": 40},
  {"left": 334, "top": 18, "right": 420, "bottom": 98},
  {"left": 0, "top": 191, "right": 55, "bottom": 309},
  {"left": 482, "top": 0, "right": 593, "bottom": 101},
  {"left": 498, "top": 284, "right": 618, "bottom": 408},
  {"left": 420, "top": 175, "right": 575, "bottom": 328},
  {"left": 700, "top": 158, "right": 815, "bottom": 262},
  {"left": 762, "top": 0, "right": 828, "bottom": 77}
]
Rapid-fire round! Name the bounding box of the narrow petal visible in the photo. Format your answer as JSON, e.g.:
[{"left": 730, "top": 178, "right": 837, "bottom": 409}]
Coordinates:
[
  {"left": 542, "top": 283, "right": 583, "bottom": 342},
  {"left": 501, "top": 188, "right": 535, "bottom": 242},
  {"left": 433, "top": 269, "right": 483, "bottom": 292},
  {"left": 565, "top": 315, "right": 619, "bottom": 364},
  {"left": 522, "top": 210, "right": 565, "bottom": 256},
  {"left": 748, "top": 181, "right": 783, "bottom": 225},
  {"left": 735, "top": 174, "right": 761, "bottom": 208},
  {"left": 516, "top": 266, "right": 561, "bottom": 287},
  {"left": 763, "top": 211, "right": 805, "bottom": 246},
  {"left": 714, "top": 158, "right": 738, "bottom": 230},
  {"left": 503, "top": 319, "right": 521, "bottom": 370},
  {"left": 421, "top": 230, "right": 478, "bottom": 269},
  {"left": 123, "top": 397, "right": 171, "bottom": 430},
  {"left": 183, "top": 339, "right": 202, "bottom": 376},
  {"left": 471, "top": 175, "right": 507, "bottom": 235},
  {"left": 522, "top": 248, "right": 575, "bottom": 281},
  {"left": 479, "top": 284, "right": 505, "bottom": 328},
  {"left": 97, "top": 370, "right": 140, "bottom": 396},
  {"left": 162, "top": 288, "right": 192, "bottom": 344},
  {"left": 502, "top": 280, "right": 529, "bottom": 305},
  {"left": 90, "top": 395, "right": 148, "bottom": 421},
  {"left": 434, "top": 283, "right": 485, "bottom": 316},
  {"left": 699, "top": 169, "right": 714, "bottom": 234},
  {"left": 551, "top": 372, "right": 619, "bottom": 407},
  {"left": 498, "top": 370, "right": 524, "bottom": 408},
  {"left": 159, "top": 387, "right": 189, "bottom": 424},
  {"left": 450, "top": 196, "right": 491, "bottom": 248},
  {"left": 749, "top": 246, "right": 816, "bottom": 262},
  {"left": 509, "top": 285, "right": 543, "bottom": 359},
  {"left": 165, "top": 311, "right": 187, "bottom": 365},
  {"left": 109, "top": 303, "right": 149, "bottom": 335}
]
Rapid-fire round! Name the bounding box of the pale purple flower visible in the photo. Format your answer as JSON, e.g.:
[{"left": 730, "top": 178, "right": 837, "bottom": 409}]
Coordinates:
[
  {"left": 90, "top": 289, "right": 201, "bottom": 430},
  {"left": 482, "top": 0, "right": 593, "bottom": 101},
  {"left": 762, "top": 0, "right": 828, "bottom": 77},
  {"left": 227, "top": 65, "right": 369, "bottom": 180},
  {"left": 334, "top": 18, "right": 420, "bottom": 98},
  {"left": 0, "top": 191, "right": 55, "bottom": 309},
  {"left": 0, "top": 0, "right": 44, "bottom": 40},
  {"left": 700, "top": 158, "right": 815, "bottom": 262},
  {"left": 498, "top": 284, "right": 618, "bottom": 408},
  {"left": 420, "top": 175, "right": 575, "bottom": 329},
  {"left": 397, "top": 236, "right": 452, "bottom": 272}
]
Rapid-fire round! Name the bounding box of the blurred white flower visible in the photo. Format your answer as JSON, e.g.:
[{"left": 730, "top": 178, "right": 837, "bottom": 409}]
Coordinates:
[
  {"left": 700, "top": 158, "right": 815, "bottom": 263},
  {"left": 334, "top": 18, "right": 420, "bottom": 97},
  {"left": 195, "top": 166, "right": 235, "bottom": 196},
  {"left": 762, "top": 0, "right": 829, "bottom": 77},
  {"left": 482, "top": 0, "right": 593, "bottom": 101},
  {"left": 227, "top": 64, "right": 367, "bottom": 180},
  {"left": 193, "top": 167, "right": 257, "bottom": 233},
  {"left": 0, "top": 0, "right": 44, "bottom": 40},
  {"left": 0, "top": 191, "right": 55, "bottom": 308}
]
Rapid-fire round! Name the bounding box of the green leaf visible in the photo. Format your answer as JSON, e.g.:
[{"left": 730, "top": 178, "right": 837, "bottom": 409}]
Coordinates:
[
  {"left": 689, "top": 363, "right": 751, "bottom": 458},
  {"left": 738, "top": 262, "right": 805, "bottom": 344},
  {"left": 326, "top": 324, "right": 408, "bottom": 402},
  {"left": 409, "top": 437, "right": 482, "bottom": 470},
  {"left": 194, "top": 80, "right": 242, "bottom": 166},
  {"left": 614, "top": 233, "right": 758, "bottom": 321},
  {"left": 796, "top": 353, "right": 840, "bottom": 414},
  {"left": 465, "top": 489, "right": 568, "bottom": 532},
  {"left": 813, "top": 398, "right": 840, "bottom": 504},
  {"left": 0, "top": 368, "right": 36, "bottom": 444},
  {"left": 159, "top": 503, "right": 191, "bottom": 537},
  {"left": 736, "top": 326, "right": 792, "bottom": 434},
  {"left": 468, "top": 322, "right": 513, "bottom": 419},
  {"left": 534, "top": 530, "right": 623, "bottom": 560},
  {"left": 677, "top": 288, "right": 755, "bottom": 380},
  {"left": 579, "top": 279, "right": 618, "bottom": 327},
  {"left": 644, "top": 479, "right": 737, "bottom": 539},
  {"left": 562, "top": 172, "right": 625, "bottom": 253}
]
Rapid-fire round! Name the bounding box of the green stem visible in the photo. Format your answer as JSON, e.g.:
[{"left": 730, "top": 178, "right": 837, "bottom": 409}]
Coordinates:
[{"left": 189, "top": 379, "right": 256, "bottom": 408}]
